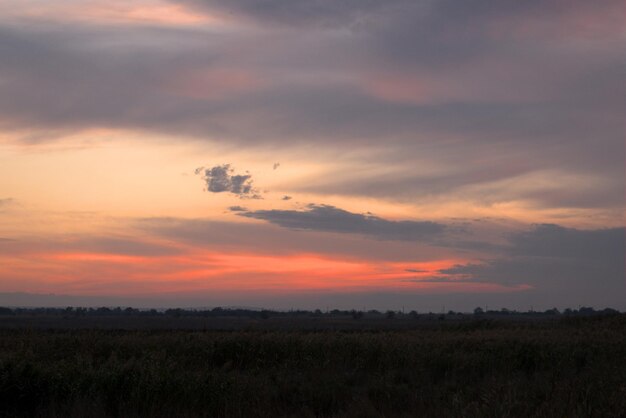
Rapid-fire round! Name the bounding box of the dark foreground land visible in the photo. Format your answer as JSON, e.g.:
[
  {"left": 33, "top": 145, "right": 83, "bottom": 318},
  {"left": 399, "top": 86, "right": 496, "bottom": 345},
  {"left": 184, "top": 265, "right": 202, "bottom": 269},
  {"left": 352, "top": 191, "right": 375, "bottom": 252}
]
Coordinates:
[{"left": 1, "top": 313, "right": 625, "bottom": 417}]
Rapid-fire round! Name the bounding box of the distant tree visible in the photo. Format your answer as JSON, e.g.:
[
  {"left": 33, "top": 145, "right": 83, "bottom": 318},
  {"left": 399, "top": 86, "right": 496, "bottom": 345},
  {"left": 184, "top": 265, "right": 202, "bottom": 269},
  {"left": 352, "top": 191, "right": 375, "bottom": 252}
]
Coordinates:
[
  {"left": 579, "top": 307, "right": 596, "bottom": 315},
  {"left": 386, "top": 310, "right": 396, "bottom": 319},
  {"left": 474, "top": 307, "right": 484, "bottom": 315},
  {"left": 601, "top": 308, "right": 619, "bottom": 315},
  {"left": 166, "top": 308, "right": 182, "bottom": 317}
]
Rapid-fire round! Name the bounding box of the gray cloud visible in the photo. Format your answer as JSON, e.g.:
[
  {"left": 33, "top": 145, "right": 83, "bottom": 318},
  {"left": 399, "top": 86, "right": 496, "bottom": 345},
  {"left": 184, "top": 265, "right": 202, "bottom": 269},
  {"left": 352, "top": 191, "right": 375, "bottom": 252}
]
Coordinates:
[
  {"left": 402, "top": 276, "right": 470, "bottom": 283},
  {"left": 299, "top": 156, "right": 625, "bottom": 209},
  {"left": 0, "top": 1, "right": 622, "bottom": 212},
  {"left": 238, "top": 204, "right": 445, "bottom": 241},
  {"left": 177, "top": 0, "right": 623, "bottom": 31},
  {"left": 439, "top": 224, "right": 626, "bottom": 307},
  {"left": 506, "top": 224, "right": 625, "bottom": 261},
  {"left": 196, "top": 165, "right": 261, "bottom": 198},
  {"left": 175, "top": 0, "right": 396, "bottom": 27},
  {"left": 228, "top": 205, "right": 247, "bottom": 212}
]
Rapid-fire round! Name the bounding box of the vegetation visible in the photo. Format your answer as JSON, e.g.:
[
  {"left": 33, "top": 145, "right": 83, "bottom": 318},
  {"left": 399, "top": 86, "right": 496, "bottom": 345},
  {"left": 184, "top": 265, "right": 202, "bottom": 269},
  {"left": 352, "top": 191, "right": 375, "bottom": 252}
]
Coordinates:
[{"left": 0, "top": 311, "right": 625, "bottom": 417}]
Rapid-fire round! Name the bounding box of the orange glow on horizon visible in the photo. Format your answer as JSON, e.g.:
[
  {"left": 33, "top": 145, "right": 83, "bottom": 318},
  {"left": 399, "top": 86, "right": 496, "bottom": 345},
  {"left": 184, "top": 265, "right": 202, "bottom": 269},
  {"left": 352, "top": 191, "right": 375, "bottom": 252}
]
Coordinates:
[{"left": 0, "top": 247, "right": 529, "bottom": 296}]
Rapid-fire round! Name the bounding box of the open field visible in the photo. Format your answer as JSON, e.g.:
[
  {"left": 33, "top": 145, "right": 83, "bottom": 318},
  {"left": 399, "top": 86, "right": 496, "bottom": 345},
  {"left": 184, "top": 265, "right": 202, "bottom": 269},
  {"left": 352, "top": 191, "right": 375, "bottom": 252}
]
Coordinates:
[{"left": 1, "top": 314, "right": 625, "bottom": 417}]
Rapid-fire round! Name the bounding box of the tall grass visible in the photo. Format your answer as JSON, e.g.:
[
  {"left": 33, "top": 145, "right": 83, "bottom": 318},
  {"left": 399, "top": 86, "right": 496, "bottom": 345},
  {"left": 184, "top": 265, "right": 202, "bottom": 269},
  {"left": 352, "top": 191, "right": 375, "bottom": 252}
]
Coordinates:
[{"left": 1, "top": 315, "right": 625, "bottom": 417}]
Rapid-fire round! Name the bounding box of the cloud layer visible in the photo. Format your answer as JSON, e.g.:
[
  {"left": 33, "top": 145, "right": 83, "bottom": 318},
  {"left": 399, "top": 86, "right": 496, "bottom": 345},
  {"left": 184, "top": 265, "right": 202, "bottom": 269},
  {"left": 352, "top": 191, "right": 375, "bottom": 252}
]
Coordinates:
[
  {"left": 439, "top": 224, "right": 626, "bottom": 306},
  {"left": 0, "top": 0, "right": 622, "bottom": 215},
  {"left": 238, "top": 204, "right": 445, "bottom": 241}
]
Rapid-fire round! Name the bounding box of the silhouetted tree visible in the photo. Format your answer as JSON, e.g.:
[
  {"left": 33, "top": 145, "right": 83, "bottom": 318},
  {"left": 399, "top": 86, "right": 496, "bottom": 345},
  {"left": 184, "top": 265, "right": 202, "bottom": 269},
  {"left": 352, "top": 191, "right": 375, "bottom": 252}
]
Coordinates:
[{"left": 351, "top": 310, "right": 363, "bottom": 320}]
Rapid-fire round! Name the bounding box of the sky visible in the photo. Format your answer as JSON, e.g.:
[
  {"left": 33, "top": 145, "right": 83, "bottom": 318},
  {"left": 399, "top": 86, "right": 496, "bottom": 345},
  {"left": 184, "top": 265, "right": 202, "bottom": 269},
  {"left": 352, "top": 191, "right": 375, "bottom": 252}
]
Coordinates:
[{"left": 0, "top": 0, "right": 624, "bottom": 311}]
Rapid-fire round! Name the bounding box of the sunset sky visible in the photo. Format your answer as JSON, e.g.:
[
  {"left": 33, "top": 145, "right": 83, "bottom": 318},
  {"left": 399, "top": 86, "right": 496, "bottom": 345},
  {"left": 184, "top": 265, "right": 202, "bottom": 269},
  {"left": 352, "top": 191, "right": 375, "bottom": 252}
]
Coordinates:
[{"left": 0, "top": 0, "right": 624, "bottom": 310}]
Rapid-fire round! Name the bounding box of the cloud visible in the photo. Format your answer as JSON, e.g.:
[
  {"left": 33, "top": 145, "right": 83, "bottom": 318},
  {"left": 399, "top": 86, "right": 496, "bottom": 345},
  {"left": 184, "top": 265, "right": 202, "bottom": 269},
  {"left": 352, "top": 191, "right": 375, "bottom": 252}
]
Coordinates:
[
  {"left": 438, "top": 224, "right": 626, "bottom": 306},
  {"left": 174, "top": 0, "right": 395, "bottom": 27},
  {"left": 196, "top": 164, "right": 262, "bottom": 198},
  {"left": 228, "top": 205, "right": 247, "bottom": 212},
  {"left": 74, "top": 237, "right": 182, "bottom": 257},
  {"left": 0, "top": 1, "right": 622, "bottom": 215},
  {"left": 0, "top": 198, "right": 14, "bottom": 208},
  {"left": 281, "top": 195, "right": 292, "bottom": 201},
  {"left": 0, "top": 235, "right": 181, "bottom": 257},
  {"left": 138, "top": 216, "right": 454, "bottom": 262},
  {"left": 238, "top": 204, "right": 445, "bottom": 241},
  {"left": 176, "top": 0, "right": 625, "bottom": 35},
  {"left": 506, "top": 224, "right": 624, "bottom": 261},
  {"left": 402, "top": 276, "right": 471, "bottom": 283}
]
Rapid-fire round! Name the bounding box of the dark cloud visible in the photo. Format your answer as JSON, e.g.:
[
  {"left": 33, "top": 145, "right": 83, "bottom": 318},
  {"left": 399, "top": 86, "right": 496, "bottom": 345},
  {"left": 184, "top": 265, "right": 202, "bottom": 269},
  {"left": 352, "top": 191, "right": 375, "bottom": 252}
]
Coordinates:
[
  {"left": 238, "top": 204, "right": 445, "bottom": 241},
  {"left": 439, "top": 224, "right": 626, "bottom": 307},
  {"left": 281, "top": 195, "right": 292, "bottom": 201},
  {"left": 228, "top": 205, "right": 247, "bottom": 212},
  {"left": 506, "top": 224, "right": 625, "bottom": 261},
  {"left": 196, "top": 165, "right": 262, "bottom": 198}
]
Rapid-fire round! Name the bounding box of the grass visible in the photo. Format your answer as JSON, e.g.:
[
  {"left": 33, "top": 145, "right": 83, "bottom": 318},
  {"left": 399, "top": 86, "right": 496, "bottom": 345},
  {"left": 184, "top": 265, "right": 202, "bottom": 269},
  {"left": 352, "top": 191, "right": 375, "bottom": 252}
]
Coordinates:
[{"left": 1, "top": 314, "right": 625, "bottom": 417}]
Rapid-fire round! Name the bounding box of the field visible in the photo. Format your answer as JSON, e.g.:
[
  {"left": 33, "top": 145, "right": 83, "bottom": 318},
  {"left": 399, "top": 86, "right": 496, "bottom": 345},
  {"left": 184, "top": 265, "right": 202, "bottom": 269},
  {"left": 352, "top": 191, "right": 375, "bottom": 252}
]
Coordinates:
[{"left": 1, "top": 313, "right": 625, "bottom": 417}]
